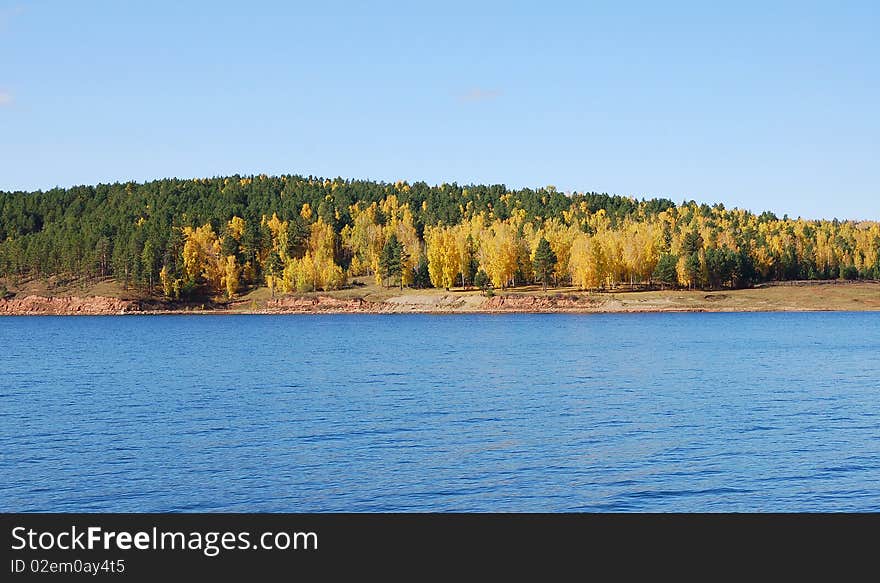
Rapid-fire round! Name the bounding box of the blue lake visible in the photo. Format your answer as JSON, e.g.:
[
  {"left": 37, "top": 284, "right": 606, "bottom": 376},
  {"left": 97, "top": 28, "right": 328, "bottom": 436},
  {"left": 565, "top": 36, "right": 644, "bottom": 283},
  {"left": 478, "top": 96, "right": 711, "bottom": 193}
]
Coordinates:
[{"left": 2, "top": 312, "right": 879, "bottom": 511}]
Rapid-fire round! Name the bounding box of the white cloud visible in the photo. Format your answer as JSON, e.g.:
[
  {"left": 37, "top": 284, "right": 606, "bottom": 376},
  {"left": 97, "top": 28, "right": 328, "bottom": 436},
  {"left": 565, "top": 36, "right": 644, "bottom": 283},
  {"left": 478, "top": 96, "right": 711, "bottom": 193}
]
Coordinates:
[{"left": 0, "top": 91, "right": 12, "bottom": 106}]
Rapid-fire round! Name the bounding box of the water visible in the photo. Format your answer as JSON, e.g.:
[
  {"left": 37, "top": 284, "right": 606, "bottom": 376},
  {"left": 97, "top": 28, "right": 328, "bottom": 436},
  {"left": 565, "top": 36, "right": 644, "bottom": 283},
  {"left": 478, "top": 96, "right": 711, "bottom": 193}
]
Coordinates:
[{"left": 1, "top": 312, "right": 879, "bottom": 512}]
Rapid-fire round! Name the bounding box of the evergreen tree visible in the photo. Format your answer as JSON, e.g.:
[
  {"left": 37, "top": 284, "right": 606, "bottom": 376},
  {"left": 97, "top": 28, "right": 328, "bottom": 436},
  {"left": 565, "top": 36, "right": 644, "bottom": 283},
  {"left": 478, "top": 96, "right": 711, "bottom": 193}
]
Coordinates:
[
  {"left": 474, "top": 269, "right": 491, "bottom": 295},
  {"left": 285, "top": 215, "right": 310, "bottom": 259},
  {"left": 653, "top": 254, "right": 678, "bottom": 288},
  {"left": 379, "top": 233, "right": 408, "bottom": 289},
  {"left": 413, "top": 253, "right": 431, "bottom": 288},
  {"left": 141, "top": 239, "right": 158, "bottom": 291},
  {"left": 532, "top": 237, "right": 557, "bottom": 291},
  {"left": 461, "top": 234, "right": 478, "bottom": 288}
]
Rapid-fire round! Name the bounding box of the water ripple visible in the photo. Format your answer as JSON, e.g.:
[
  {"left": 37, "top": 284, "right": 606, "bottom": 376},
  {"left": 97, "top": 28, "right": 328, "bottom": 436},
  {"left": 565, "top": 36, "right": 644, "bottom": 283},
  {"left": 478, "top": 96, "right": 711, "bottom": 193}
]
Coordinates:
[{"left": 2, "top": 312, "right": 880, "bottom": 511}]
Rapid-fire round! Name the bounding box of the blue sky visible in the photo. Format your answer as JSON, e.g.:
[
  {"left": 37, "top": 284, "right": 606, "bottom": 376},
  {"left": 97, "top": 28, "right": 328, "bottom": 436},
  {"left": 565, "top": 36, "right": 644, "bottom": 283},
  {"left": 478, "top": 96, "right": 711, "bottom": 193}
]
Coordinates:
[{"left": 1, "top": 1, "right": 877, "bottom": 219}]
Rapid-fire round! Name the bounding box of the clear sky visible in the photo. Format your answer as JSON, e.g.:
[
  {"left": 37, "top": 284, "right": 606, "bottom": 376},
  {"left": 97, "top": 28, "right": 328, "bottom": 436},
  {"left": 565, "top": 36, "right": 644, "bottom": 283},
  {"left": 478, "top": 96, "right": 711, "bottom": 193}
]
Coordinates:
[{"left": 1, "top": 1, "right": 878, "bottom": 219}]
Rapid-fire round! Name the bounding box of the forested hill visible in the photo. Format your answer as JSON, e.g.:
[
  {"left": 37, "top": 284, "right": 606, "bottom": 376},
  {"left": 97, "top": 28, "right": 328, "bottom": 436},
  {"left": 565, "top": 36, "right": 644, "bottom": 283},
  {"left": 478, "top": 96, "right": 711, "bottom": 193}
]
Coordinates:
[{"left": 0, "top": 174, "right": 878, "bottom": 299}]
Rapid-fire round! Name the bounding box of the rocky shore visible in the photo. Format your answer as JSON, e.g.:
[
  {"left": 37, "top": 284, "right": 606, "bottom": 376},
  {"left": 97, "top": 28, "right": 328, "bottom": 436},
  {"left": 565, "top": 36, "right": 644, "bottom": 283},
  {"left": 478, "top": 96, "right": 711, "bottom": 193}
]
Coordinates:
[{"left": 0, "top": 294, "right": 137, "bottom": 315}]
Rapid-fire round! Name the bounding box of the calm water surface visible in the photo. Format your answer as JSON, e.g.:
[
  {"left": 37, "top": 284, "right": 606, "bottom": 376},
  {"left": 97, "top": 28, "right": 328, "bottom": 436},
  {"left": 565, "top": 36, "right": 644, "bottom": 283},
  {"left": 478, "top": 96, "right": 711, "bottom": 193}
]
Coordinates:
[{"left": 2, "top": 312, "right": 879, "bottom": 511}]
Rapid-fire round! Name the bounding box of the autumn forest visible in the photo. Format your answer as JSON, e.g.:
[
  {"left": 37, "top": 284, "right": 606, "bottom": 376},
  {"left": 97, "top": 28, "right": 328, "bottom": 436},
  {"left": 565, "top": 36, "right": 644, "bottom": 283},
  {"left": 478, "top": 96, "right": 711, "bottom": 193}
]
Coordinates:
[{"left": 1, "top": 175, "right": 879, "bottom": 300}]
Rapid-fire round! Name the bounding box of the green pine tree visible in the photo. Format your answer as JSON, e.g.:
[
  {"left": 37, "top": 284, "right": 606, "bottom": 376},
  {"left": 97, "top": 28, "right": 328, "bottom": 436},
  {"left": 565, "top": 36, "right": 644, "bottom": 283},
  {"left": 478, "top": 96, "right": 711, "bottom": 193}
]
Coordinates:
[
  {"left": 532, "top": 237, "right": 557, "bottom": 291},
  {"left": 379, "top": 234, "right": 408, "bottom": 289}
]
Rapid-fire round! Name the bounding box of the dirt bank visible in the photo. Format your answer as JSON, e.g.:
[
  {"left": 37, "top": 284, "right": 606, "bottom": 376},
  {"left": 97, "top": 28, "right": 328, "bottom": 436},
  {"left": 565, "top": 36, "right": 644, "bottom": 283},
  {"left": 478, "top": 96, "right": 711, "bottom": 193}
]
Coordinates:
[
  {"left": 483, "top": 294, "right": 600, "bottom": 312},
  {"left": 2, "top": 281, "right": 879, "bottom": 315},
  {"left": 264, "top": 293, "right": 613, "bottom": 313},
  {"left": 264, "top": 296, "right": 390, "bottom": 313}
]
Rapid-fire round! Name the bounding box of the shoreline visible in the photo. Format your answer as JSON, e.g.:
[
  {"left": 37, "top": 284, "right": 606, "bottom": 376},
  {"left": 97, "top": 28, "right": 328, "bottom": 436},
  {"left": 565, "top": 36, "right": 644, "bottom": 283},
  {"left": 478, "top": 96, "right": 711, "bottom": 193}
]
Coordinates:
[
  {"left": 1, "top": 306, "right": 870, "bottom": 316},
  {"left": 2, "top": 281, "right": 879, "bottom": 316},
  {"left": 2, "top": 307, "right": 852, "bottom": 316}
]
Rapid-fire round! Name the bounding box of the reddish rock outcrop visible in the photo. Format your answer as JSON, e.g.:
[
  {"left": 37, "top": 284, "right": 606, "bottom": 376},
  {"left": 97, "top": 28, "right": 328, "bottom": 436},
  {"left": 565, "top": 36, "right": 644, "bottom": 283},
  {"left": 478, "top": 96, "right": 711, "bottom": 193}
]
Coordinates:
[{"left": 0, "top": 295, "right": 139, "bottom": 315}]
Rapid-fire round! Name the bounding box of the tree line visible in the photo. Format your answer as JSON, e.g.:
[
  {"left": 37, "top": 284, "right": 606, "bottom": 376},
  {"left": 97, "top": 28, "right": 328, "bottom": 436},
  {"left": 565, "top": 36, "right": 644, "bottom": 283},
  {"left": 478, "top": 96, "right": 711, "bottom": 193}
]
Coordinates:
[{"left": 0, "top": 174, "right": 878, "bottom": 298}]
